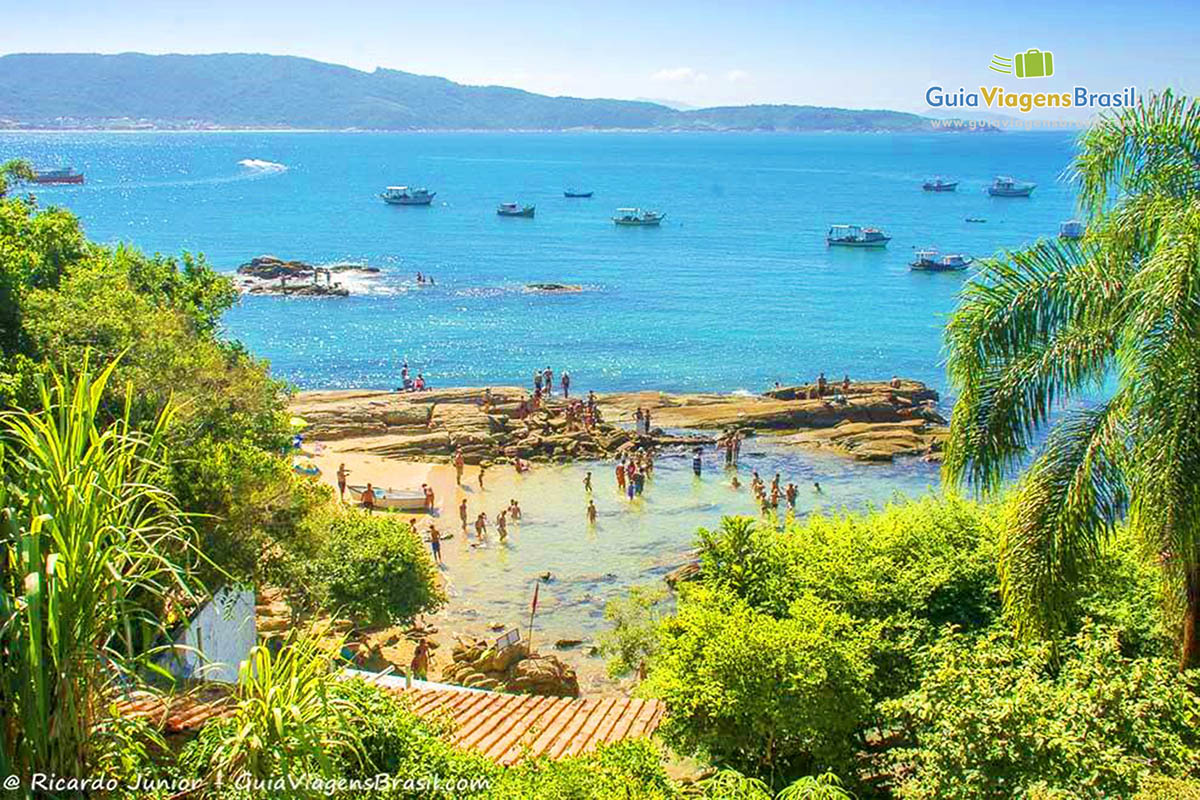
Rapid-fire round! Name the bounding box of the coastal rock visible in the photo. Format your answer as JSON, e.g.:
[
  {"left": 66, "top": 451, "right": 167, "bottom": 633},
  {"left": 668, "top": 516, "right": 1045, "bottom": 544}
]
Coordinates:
[
  {"left": 783, "top": 419, "right": 948, "bottom": 462},
  {"left": 440, "top": 637, "right": 579, "bottom": 697},
  {"left": 236, "top": 254, "right": 377, "bottom": 297},
  {"left": 664, "top": 560, "right": 702, "bottom": 587}
]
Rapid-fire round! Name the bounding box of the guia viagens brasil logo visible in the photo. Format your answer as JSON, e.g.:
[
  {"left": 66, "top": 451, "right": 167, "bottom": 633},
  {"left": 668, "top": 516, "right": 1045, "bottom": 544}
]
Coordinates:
[{"left": 926, "top": 48, "right": 1134, "bottom": 113}]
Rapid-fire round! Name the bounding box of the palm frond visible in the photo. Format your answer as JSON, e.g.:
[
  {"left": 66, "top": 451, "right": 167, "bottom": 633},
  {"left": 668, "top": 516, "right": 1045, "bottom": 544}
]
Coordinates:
[
  {"left": 999, "top": 395, "right": 1130, "bottom": 640},
  {"left": 944, "top": 240, "right": 1125, "bottom": 490}
]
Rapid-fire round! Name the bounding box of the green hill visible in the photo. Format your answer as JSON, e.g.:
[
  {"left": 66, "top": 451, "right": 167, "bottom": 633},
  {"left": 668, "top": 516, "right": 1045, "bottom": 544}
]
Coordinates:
[{"left": 0, "top": 52, "right": 955, "bottom": 132}]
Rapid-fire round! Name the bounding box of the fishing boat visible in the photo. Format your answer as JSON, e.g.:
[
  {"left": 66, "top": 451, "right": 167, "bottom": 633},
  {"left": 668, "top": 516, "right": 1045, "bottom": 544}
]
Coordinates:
[
  {"left": 497, "top": 202, "right": 535, "bottom": 217},
  {"left": 32, "top": 167, "right": 84, "bottom": 185},
  {"left": 922, "top": 177, "right": 958, "bottom": 192},
  {"left": 987, "top": 176, "right": 1036, "bottom": 197},
  {"left": 347, "top": 484, "right": 428, "bottom": 512},
  {"left": 826, "top": 224, "right": 890, "bottom": 248},
  {"left": 563, "top": 189, "right": 593, "bottom": 198},
  {"left": 612, "top": 208, "right": 664, "bottom": 226},
  {"left": 1059, "top": 219, "right": 1086, "bottom": 240},
  {"left": 910, "top": 249, "right": 972, "bottom": 272},
  {"left": 965, "top": 217, "right": 987, "bottom": 223},
  {"left": 380, "top": 186, "right": 436, "bottom": 205}
]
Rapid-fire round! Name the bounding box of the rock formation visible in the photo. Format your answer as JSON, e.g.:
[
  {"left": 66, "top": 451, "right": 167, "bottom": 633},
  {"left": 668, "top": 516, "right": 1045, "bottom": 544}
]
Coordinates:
[
  {"left": 235, "top": 254, "right": 379, "bottom": 297},
  {"left": 441, "top": 638, "right": 580, "bottom": 697}
]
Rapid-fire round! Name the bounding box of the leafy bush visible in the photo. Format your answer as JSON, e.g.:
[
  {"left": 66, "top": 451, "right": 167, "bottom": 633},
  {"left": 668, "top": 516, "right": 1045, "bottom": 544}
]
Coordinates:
[
  {"left": 599, "top": 583, "right": 671, "bottom": 677},
  {"left": 882, "top": 623, "right": 1200, "bottom": 799},
  {"left": 645, "top": 584, "right": 874, "bottom": 786},
  {"left": 301, "top": 510, "right": 446, "bottom": 626}
]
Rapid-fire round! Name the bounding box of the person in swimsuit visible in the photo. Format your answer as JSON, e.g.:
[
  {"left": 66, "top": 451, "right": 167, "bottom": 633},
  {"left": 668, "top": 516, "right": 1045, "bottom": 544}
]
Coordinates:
[
  {"left": 497, "top": 510, "right": 508, "bottom": 542},
  {"left": 474, "top": 512, "right": 488, "bottom": 540},
  {"left": 692, "top": 448, "right": 703, "bottom": 476},
  {"left": 478, "top": 465, "right": 486, "bottom": 490},
  {"left": 534, "top": 371, "right": 543, "bottom": 394},
  {"left": 454, "top": 447, "right": 465, "bottom": 485},
  {"left": 410, "top": 639, "right": 430, "bottom": 680},
  {"left": 616, "top": 461, "right": 626, "bottom": 492},
  {"left": 583, "top": 471, "right": 592, "bottom": 493},
  {"left": 786, "top": 483, "right": 798, "bottom": 508},
  {"left": 509, "top": 499, "right": 522, "bottom": 520},
  {"left": 459, "top": 498, "right": 468, "bottom": 531},
  {"left": 336, "top": 463, "right": 350, "bottom": 500},
  {"left": 587, "top": 499, "right": 597, "bottom": 523},
  {"left": 561, "top": 371, "right": 570, "bottom": 399},
  {"left": 360, "top": 482, "right": 375, "bottom": 515},
  {"left": 428, "top": 524, "right": 442, "bottom": 564},
  {"left": 422, "top": 483, "right": 435, "bottom": 512}
]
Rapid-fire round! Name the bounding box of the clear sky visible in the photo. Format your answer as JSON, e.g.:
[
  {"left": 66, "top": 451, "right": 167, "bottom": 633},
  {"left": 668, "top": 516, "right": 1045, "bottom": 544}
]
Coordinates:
[{"left": 4, "top": 0, "right": 1195, "bottom": 112}]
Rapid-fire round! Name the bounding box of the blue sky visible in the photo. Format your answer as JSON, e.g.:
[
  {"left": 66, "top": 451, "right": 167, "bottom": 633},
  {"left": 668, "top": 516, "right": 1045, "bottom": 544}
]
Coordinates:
[{"left": 4, "top": 0, "right": 1195, "bottom": 112}]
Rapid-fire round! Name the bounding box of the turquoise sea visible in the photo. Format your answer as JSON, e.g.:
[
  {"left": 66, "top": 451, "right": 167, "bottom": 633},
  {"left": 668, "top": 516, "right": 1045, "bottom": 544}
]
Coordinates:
[
  {"left": 4, "top": 130, "right": 1079, "bottom": 393},
  {"left": 3, "top": 130, "right": 1082, "bottom": 681}
]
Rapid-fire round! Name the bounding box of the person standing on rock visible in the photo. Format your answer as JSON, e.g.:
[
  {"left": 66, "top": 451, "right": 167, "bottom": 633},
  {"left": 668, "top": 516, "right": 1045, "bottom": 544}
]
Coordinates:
[
  {"left": 817, "top": 372, "right": 828, "bottom": 397},
  {"left": 543, "top": 367, "right": 554, "bottom": 396},
  {"left": 454, "top": 447, "right": 465, "bottom": 485},
  {"left": 534, "top": 370, "right": 543, "bottom": 395},
  {"left": 561, "top": 371, "right": 570, "bottom": 399},
  {"left": 336, "top": 463, "right": 350, "bottom": 500}
]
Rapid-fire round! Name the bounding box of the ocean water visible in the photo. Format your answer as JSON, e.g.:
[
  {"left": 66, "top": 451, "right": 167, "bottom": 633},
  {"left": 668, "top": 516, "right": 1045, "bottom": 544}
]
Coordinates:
[
  {"left": 4, "top": 130, "right": 1081, "bottom": 682},
  {"left": 4, "top": 130, "right": 1081, "bottom": 394}
]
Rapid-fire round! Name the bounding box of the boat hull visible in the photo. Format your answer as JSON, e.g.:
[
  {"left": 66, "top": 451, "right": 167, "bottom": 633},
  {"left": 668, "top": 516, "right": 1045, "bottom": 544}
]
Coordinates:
[
  {"left": 910, "top": 262, "right": 968, "bottom": 272},
  {"left": 383, "top": 194, "right": 435, "bottom": 205},
  {"left": 33, "top": 174, "right": 84, "bottom": 184},
  {"left": 564, "top": 191, "right": 593, "bottom": 198},
  {"left": 498, "top": 208, "right": 535, "bottom": 217},
  {"left": 827, "top": 238, "right": 890, "bottom": 248},
  {"left": 922, "top": 183, "right": 958, "bottom": 192},
  {"left": 347, "top": 485, "right": 427, "bottom": 511},
  {"left": 987, "top": 187, "right": 1035, "bottom": 197},
  {"left": 613, "top": 218, "right": 662, "bottom": 226}
]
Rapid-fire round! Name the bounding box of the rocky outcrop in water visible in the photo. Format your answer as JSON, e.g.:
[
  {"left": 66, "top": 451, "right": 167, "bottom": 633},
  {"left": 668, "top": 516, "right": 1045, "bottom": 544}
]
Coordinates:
[{"left": 236, "top": 254, "right": 379, "bottom": 297}]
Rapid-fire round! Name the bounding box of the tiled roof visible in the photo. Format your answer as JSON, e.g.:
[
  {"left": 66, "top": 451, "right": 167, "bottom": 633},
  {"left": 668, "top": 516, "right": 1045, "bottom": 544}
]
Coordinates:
[
  {"left": 115, "top": 686, "right": 235, "bottom": 734},
  {"left": 115, "top": 680, "right": 666, "bottom": 764},
  {"left": 396, "top": 687, "right": 665, "bottom": 765}
]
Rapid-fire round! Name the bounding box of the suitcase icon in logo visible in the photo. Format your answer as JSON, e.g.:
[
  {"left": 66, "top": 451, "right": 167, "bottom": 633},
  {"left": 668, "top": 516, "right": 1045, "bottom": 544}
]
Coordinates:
[{"left": 1014, "top": 49, "right": 1053, "bottom": 78}]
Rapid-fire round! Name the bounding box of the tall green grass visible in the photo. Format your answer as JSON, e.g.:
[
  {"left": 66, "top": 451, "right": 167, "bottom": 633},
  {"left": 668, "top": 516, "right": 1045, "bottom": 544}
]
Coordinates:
[{"left": 0, "top": 359, "right": 200, "bottom": 780}]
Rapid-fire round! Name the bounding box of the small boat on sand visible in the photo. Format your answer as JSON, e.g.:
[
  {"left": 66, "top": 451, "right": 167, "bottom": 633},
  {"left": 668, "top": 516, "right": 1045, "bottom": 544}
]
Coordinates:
[
  {"left": 827, "top": 224, "right": 890, "bottom": 248},
  {"left": 922, "top": 177, "right": 958, "bottom": 192},
  {"left": 347, "top": 484, "right": 428, "bottom": 511},
  {"left": 498, "top": 202, "right": 535, "bottom": 217},
  {"left": 987, "top": 176, "right": 1036, "bottom": 197},
  {"left": 32, "top": 167, "right": 84, "bottom": 185},
  {"left": 1059, "top": 219, "right": 1085, "bottom": 240},
  {"left": 910, "top": 249, "right": 972, "bottom": 272},
  {"left": 381, "top": 186, "right": 436, "bottom": 205},
  {"left": 564, "top": 189, "right": 593, "bottom": 198},
  {"left": 613, "top": 208, "right": 664, "bottom": 226}
]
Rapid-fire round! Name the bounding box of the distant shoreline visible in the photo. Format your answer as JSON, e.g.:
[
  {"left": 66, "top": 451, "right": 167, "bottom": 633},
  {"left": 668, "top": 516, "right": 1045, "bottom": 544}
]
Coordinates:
[{"left": 0, "top": 126, "right": 990, "bottom": 135}]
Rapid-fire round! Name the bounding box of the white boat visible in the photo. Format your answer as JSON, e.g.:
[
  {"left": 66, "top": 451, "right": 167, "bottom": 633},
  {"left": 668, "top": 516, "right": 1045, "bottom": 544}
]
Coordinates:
[
  {"left": 613, "top": 208, "right": 664, "bottom": 226},
  {"left": 987, "top": 176, "right": 1035, "bottom": 197},
  {"left": 1059, "top": 219, "right": 1086, "bottom": 240},
  {"left": 826, "top": 224, "right": 890, "bottom": 248},
  {"left": 347, "top": 484, "right": 427, "bottom": 511},
  {"left": 910, "top": 249, "right": 972, "bottom": 272},
  {"left": 381, "top": 186, "right": 436, "bottom": 205}
]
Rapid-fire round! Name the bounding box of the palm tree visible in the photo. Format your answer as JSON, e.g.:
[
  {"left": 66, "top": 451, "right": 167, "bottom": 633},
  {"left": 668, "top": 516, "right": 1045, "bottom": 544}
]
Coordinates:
[
  {"left": 0, "top": 159, "right": 36, "bottom": 197},
  {"left": 942, "top": 90, "right": 1200, "bottom": 669}
]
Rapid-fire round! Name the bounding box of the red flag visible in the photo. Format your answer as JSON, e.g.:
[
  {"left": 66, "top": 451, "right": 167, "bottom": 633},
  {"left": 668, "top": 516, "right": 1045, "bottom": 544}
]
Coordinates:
[{"left": 531, "top": 581, "right": 540, "bottom": 614}]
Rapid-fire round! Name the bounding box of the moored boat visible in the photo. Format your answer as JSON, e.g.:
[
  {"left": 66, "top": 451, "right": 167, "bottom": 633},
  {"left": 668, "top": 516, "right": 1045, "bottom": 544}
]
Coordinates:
[
  {"left": 987, "top": 176, "right": 1036, "bottom": 197},
  {"left": 612, "top": 208, "right": 664, "bottom": 226},
  {"left": 347, "top": 484, "right": 428, "bottom": 511},
  {"left": 497, "top": 202, "right": 535, "bottom": 217},
  {"left": 922, "top": 177, "right": 958, "bottom": 192},
  {"left": 380, "top": 186, "right": 436, "bottom": 205},
  {"left": 32, "top": 167, "right": 84, "bottom": 185},
  {"left": 910, "top": 249, "right": 972, "bottom": 271},
  {"left": 1059, "top": 219, "right": 1086, "bottom": 240},
  {"left": 564, "top": 189, "right": 593, "bottom": 198},
  {"left": 826, "top": 224, "right": 890, "bottom": 248}
]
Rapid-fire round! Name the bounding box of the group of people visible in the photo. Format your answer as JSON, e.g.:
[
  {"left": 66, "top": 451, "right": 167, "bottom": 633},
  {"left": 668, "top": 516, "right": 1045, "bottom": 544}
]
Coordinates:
[
  {"left": 533, "top": 366, "right": 571, "bottom": 399},
  {"left": 457, "top": 496, "right": 523, "bottom": 545},
  {"left": 415, "top": 271, "right": 435, "bottom": 286},
  {"left": 397, "top": 362, "right": 429, "bottom": 392},
  {"left": 611, "top": 449, "right": 656, "bottom": 501}
]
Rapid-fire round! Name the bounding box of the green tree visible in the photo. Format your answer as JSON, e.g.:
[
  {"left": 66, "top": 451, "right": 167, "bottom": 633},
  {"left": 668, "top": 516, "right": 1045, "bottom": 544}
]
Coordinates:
[
  {"left": 0, "top": 159, "right": 35, "bottom": 197},
  {"left": 942, "top": 90, "right": 1200, "bottom": 667}
]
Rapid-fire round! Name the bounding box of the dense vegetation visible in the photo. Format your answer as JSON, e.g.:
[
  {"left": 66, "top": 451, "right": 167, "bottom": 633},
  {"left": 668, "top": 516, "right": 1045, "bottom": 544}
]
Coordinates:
[{"left": 0, "top": 53, "right": 947, "bottom": 132}]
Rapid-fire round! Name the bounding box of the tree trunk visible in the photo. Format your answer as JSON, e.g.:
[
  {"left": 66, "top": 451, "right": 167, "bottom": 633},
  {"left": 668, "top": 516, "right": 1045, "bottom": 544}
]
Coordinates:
[{"left": 1182, "top": 562, "right": 1200, "bottom": 671}]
